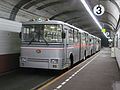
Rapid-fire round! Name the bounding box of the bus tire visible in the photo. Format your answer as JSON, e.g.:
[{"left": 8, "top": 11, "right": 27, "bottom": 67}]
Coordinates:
[
  {"left": 70, "top": 54, "right": 73, "bottom": 68},
  {"left": 83, "top": 51, "right": 86, "bottom": 60},
  {"left": 91, "top": 50, "right": 92, "bottom": 55}
]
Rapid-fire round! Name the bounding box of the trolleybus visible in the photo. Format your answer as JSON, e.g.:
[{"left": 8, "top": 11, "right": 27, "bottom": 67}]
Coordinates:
[{"left": 20, "top": 20, "right": 101, "bottom": 70}]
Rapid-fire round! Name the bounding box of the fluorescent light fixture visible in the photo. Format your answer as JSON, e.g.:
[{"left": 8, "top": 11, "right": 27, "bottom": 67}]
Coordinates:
[
  {"left": 81, "top": 0, "right": 109, "bottom": 38},
  {"left": 81, "top": 0, "right": 102, "bottom": 29}
]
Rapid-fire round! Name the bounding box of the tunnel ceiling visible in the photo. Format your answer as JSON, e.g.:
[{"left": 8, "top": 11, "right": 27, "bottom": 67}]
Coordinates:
[{"left": 0, "top": 0, "right": 120, "bottom": 39}]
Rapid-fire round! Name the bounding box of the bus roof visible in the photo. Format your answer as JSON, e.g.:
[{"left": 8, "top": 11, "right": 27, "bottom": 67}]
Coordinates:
[
  {"left": 23, "top": 20, "right": 85, "bottom": 33},
  {"left": 23, "top": 20, "right": 101, "bottom": 40},
  {"left": 23, "top": 20, "right": 64, "bottom": 25}
]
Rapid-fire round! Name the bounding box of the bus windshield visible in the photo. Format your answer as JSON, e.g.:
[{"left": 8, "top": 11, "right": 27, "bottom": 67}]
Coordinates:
[{"left": 22, "top": 24, "right": 63, "bottom": 44}]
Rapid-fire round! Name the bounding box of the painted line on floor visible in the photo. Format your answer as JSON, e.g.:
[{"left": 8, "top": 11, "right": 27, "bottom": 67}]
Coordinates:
[
  {"left": 53, "top": 52, "right": 100, "bottom": 90},
  {"left": 38, "top": 51, "right": 101, "bottom": 90},
  {"left": 0, "top": 69, "right": 20, "bottom": 77},
  {"left": 31, "top": 76, "right": 56, "bottom": 90}
]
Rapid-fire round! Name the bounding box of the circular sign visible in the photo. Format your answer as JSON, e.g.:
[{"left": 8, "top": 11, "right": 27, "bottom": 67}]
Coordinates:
[
  {"left": 93, "top": 4, "right": 105, "bottom": 16},
  {"left": 36, "top": 49, "right": 41, "bottom": 53}
]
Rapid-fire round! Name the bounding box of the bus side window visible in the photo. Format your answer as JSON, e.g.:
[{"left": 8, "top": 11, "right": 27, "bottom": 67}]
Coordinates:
[
  {"left": 74, "top": 30, "right": 78, "bottom": 43},
  {"left": 82, "top": 33, "right": 85, "bottom": 44},
  {"left": 69, "top": 28, "right": 74, "bottom": 44}
]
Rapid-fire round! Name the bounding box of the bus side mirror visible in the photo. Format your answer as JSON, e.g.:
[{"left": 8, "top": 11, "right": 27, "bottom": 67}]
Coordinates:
[
  {"left": 19, "top": 32, "right": 21, "bottom": 39},
  {"left": 62, "top": 31, "right": 66, "bottom": 39}
]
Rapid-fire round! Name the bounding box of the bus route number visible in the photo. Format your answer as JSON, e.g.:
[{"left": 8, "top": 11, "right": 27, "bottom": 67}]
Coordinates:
[{"left": 93, "top": 4, "right": 105, "bottom": 16}]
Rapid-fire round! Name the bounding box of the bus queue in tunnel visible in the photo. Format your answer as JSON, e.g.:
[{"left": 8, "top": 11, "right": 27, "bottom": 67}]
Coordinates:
[{"left": 0, "top": 0, "right": 119, "bottom": 90}]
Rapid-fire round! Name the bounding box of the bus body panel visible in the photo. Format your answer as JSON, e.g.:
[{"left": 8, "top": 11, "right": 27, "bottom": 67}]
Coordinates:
[{"left": 20, "top": 45, "right": 66, "bottom": 69}]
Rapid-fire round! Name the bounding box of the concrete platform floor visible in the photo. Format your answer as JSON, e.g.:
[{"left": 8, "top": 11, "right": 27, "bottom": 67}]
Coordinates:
[{"left": 39, "top": 48, "right": 120, "bottom": 90}]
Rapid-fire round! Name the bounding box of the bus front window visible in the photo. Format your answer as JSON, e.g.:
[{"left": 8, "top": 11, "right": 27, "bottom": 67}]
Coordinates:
[
  {"left": 22, "top": 24, "right": 63, "bottom": 44},
  {"left": 44, "top": 25, "right": 62, "bottom": 43}
]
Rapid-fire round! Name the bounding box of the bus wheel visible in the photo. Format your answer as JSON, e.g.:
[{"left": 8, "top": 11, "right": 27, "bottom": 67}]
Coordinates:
[
  {"left": 83, "top": 55, "right": 86, "bottom": 60},
  {"left": 69, "top": 54, "right": 73, "bottom": 68},
  {"left": 83, "top": 51, "right": 86, "bottom": 60},
  {"left": 91, "top": 50, "right": 92, "bottom": 55}
]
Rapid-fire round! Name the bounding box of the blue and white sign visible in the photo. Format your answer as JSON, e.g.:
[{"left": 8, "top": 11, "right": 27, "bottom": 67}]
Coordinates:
[{"left": 93, "top": 4, "right": 105, "bottom": 16}]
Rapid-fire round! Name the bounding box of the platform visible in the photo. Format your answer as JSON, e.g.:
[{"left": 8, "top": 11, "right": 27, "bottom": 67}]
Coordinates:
[{"left": 38, "top": 48, "right": 120, "bottom": 90}]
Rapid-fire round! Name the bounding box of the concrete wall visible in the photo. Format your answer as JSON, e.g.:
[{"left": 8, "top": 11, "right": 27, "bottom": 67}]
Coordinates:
[
  {"left": 0, "top": 18, "right": 22, "bottom": 73},
  {"left": 115, "top": 48, "right": 120, "bottom": 68},
  {"left": 114, "top": 27, "right": 120, "bottom": 69}
]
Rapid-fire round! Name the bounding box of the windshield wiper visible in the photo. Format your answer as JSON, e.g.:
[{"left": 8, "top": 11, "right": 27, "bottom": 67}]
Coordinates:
[
  {"left": 28, "top": 37, "right": 34, "bottom": 45},
  {"left": 39, "top": 33, "right": 49, "bottom": 46}
]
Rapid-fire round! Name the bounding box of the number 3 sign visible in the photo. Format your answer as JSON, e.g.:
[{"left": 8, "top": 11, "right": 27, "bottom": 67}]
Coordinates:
[{"left": 93, "top": 4, "right": 105, "bottom": 16}]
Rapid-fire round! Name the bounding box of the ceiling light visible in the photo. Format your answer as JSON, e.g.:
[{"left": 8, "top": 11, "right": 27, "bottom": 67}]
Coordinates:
[
  {"left": 80, "top": 0, "right": 102, "bottom": 29},
  {"left": 80, "top": 0, "right": 109, "bottom": 38}
]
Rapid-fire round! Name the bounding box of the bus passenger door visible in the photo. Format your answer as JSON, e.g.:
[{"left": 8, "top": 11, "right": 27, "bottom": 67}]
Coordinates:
[
  {"left": 81, "top": 33, "right": 86, "bottom": 60},
  {"left": 74, "top": 30, "right": 80, "bottom": 63},
  {"left": 63, "top": 27, "right": 68, "bottom": 68},
  {"left": 63, "top": 26, "right": 73, "bottom": 67}
]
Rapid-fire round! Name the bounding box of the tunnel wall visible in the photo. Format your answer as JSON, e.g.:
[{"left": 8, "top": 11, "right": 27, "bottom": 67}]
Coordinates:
[
  {"left": 0, "top": 18, "right": 22, "bottom": 74},
  {"left": 114, "top": 28, "right": 120, "bottom": 69},
  {"left": 0, "top": 54, "right": 20, "bottom": 73},
  {"left": 101, "top": 36, "right": 109, "bottom": 47},
  {"left": 115, "top": 48, "right": 120, "bottom": 69}
]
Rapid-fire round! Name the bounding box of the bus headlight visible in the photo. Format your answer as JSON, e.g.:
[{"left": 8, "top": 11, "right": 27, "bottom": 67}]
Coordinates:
[
  {"left": 21, "top": 57, "right": 26, "bottom": 62},
  {"left": 51, "top": 59, "right": 58, "bottom": 64}
]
